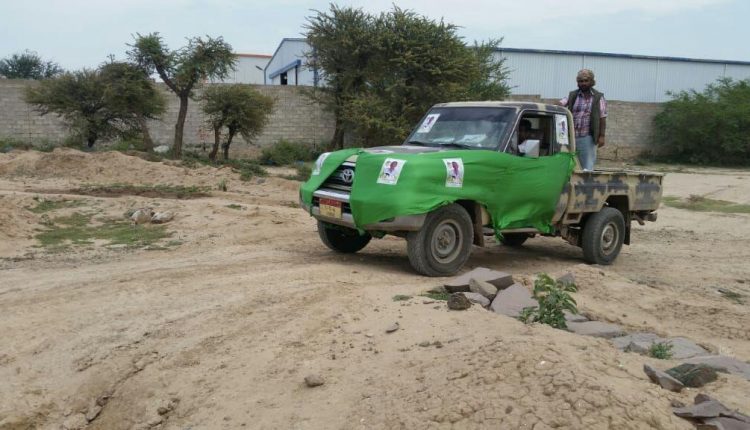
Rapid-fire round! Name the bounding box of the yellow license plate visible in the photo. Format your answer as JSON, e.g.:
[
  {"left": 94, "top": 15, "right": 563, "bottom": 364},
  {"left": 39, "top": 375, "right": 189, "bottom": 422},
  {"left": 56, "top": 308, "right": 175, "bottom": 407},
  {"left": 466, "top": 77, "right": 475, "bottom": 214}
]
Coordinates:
[{"left": 319, "top": 198, "right": 342, "bottom": 218}]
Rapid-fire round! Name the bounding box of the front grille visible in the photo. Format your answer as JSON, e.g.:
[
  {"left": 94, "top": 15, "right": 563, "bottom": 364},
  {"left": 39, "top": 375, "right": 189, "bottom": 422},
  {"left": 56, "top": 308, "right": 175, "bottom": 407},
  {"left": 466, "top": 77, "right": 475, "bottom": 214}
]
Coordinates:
[{"left": 322, "top": 162, "right": 356, "bottom": 191}]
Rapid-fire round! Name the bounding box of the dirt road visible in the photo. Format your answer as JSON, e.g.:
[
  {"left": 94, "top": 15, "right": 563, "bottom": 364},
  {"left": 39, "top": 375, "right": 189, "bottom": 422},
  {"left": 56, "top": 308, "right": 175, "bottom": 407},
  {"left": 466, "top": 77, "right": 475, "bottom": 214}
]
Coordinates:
[{"left": 1, "top": 149, "right": 749, "bottom": 429}]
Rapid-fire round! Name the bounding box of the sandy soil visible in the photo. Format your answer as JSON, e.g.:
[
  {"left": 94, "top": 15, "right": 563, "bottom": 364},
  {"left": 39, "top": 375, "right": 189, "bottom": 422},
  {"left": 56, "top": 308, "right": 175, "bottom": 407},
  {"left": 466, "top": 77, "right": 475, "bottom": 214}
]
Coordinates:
[{"left": 1, "top": 148, "right": 749, "bottom": 430}]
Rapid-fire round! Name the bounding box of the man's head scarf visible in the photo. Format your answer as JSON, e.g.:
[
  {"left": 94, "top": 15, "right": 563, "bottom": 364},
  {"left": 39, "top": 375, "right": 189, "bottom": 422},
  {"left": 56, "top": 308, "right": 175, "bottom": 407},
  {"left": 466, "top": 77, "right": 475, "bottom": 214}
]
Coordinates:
[{"left": 577, "top": 69, "right": 596, "bottom": 86}]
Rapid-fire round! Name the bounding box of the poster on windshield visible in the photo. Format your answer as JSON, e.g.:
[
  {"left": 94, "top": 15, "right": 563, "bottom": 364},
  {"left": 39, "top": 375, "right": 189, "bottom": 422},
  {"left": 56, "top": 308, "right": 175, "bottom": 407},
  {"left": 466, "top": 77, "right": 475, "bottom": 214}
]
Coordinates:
[
  {"left": 417, "top": 114, "right": 440, "bottom": 133},
  {"left": 443, "top": 158, "right": 464, "bottom": 188},
  {"left": 555, "top": 115, "right": 569, "bottom": 146}
]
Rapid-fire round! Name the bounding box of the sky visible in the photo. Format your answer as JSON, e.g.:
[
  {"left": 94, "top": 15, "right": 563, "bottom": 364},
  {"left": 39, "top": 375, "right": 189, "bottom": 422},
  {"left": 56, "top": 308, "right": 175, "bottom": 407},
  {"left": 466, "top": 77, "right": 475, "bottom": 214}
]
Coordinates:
[{"left": 1, "top": 0, "right": 749, "bottom": 71}]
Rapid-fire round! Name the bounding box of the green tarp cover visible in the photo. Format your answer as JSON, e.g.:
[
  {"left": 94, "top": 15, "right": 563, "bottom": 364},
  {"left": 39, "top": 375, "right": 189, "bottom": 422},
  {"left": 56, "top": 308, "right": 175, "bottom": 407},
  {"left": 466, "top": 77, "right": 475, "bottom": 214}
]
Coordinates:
[{"left": 301, "top": 149, "right": 575, "bottom": 234}]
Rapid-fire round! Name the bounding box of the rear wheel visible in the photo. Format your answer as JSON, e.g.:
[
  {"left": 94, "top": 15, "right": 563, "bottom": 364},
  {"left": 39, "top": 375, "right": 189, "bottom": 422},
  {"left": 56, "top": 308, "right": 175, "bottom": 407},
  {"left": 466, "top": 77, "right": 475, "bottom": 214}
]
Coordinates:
[
  {"left": 318, "top": 221, "right": 371, "bottom": 253},
  {"left": 581, "top": 207, "right": 625, "bottom": 265},
  {"left": 500, "top": 233, "right": 531, "bottom": 247},
  {"left": 407, "top": 204, "right": 473, "bottom": 277}
]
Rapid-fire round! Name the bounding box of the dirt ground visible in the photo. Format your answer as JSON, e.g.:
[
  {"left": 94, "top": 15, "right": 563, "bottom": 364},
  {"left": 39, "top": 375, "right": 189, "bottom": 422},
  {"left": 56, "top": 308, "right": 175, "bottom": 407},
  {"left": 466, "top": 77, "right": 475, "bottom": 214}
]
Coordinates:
[{"left": 1, "top": 148, "right": 749, "bottom": 430}]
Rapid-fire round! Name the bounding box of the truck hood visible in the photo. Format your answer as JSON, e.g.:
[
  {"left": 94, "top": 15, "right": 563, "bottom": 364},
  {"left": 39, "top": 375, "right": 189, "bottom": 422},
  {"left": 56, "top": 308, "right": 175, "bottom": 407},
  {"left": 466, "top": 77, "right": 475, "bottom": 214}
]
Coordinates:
[{"left": 347, "top": 145, "right": 452, "bottom": 162}]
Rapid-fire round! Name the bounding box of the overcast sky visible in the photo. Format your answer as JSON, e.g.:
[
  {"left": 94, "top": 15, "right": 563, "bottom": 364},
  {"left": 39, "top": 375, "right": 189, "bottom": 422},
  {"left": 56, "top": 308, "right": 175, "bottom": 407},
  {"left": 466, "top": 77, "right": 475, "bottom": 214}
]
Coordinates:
[{"left": 1, "top": 0, "right": 748, "bottom": 71}]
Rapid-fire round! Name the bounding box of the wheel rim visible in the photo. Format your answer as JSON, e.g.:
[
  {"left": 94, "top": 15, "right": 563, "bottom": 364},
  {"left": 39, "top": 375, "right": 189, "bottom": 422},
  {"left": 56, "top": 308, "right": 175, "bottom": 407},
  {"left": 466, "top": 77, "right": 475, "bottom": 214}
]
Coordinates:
[
  {"left": 600, "top": 222, "right": 619, "bottom": 256},
  {"left": 431, "top": 219, "right": 463, "bottom": 263}
]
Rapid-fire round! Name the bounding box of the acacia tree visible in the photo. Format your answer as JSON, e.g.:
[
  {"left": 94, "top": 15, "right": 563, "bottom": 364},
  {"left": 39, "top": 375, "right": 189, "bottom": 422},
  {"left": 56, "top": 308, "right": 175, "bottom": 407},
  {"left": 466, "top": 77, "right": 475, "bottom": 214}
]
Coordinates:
[
  {"left": 201, "top": 84, "right": 275, "bottom": 160},
  {"left": 24, "top": 64, "right": 166, "bottom": 148},
  {"left": 306, "top": 5, "right": 510, "bottom": 148},
  {"left": 128, "top": 33, "right": 236, "bottom": 158},
  {"left": 99, "top": 61, "right": 166, "bottom": 152},
  {"left": 0, "top": 50, "right": 63, "bottom": 79}
]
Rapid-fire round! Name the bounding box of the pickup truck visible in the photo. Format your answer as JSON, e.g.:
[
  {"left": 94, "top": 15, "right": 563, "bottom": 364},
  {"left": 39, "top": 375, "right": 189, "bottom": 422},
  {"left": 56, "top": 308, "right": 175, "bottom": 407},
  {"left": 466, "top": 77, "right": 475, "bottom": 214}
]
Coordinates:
[{"left": 300, "top": 102, "right": 663, "bottom": 276}]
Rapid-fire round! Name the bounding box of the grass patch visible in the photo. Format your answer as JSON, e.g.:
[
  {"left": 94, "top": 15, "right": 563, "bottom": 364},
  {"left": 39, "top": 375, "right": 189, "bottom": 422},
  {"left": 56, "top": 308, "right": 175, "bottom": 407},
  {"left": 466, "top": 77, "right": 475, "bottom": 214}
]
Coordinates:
[
  {"left": 27, "top": 197, "right": 85, "bottom": 213},
  {"left": 718, "top": 288, "right": 744, "bottom": 304},
  {"left": 649, "top": 341, "right": 674, "bottom": 360},
  {"left": 392, "top": 294, "right": 412, "bottom": 301},
  {"left": 663, "top": 195, "right": 750, "bottom": 213},
  {"left": 259, "top": 139, "right": 322, "bottom": 166},
  {"left": 519, "top": 274, "right": 578, "bottom": 330},
  {"left": 35, "top": 212, "right": 171, "bottom": 249},
  {"left": 420, "top": 291, "right": 450, "bottom": 301},
  {"left": 281, "top": 163, "right": 313, "bottom": 181},
  {"left": 226, "top": 204, "right": 243, "bottom": 210},
  {"left": 75, "top": 183, "right": 210, "bottom": 199},
  {"left": 182, "top": 151, "right": 267, "bottom": 181}
]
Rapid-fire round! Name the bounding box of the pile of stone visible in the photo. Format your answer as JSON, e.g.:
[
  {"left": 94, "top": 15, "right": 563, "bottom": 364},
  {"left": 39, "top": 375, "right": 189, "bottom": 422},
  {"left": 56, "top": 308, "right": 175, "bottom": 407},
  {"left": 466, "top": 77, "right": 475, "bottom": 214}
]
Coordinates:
[{"left": 673, "top": 394, "right": 750, "bottom": 429}]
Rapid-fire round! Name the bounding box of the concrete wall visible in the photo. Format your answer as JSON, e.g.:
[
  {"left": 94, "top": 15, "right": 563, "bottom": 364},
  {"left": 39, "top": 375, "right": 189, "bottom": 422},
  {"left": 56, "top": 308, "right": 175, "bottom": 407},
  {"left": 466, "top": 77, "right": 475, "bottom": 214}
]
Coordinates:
[
  {"left": 0, "top": 79, "right": 659, "bottom": 161},
  {"left": 0, "top": 80, "right": 335, "bottom": 151}
]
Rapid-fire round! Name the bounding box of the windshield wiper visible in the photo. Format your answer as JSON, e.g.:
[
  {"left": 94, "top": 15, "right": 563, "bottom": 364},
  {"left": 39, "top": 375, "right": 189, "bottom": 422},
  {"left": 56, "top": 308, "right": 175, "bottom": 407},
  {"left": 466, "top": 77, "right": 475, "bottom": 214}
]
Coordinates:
[
  {"left": 438, "top": 142, "right": 474, "bottom": 150},
  {"left": 406, "top": 140, "right": 430, "bottom": 146}
]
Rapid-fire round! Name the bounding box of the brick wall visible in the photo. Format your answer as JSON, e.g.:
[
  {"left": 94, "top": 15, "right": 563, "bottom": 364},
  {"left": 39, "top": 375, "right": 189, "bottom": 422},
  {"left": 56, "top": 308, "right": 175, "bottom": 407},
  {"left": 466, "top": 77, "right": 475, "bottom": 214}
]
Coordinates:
[{"left": 1, "top": 80, "right": 660, "bottom": 161}]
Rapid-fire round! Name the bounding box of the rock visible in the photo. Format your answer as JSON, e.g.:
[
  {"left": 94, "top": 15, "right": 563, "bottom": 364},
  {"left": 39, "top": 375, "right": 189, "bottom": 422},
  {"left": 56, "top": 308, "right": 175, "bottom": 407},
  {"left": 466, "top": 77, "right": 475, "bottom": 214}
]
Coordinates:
[
  {"left": 684, "top": 355, "right": 750, "bottom": 380},
  {"left": 469, "top": 278, "right": 498, "bottom": 299},
  {"left": 153, "top": 145, "right": 170, "bottom": 154},
  {"left": 490, "top": 283, "right": 537, "bottom": 318},
  {"left": 444, "top": 268, "right": 514, "bottom": 293},
  {"left": 131, "top": 208, "right": 154, "bottom": 224},
  {"left": 447, "top": 293, "right": 472, "bottom": 310},
  {"left": 566, "top": 321, "right": 625, "bottom": 339},
  {"left": 385, "top": 322, "right": 400, "bottom": 333},
  {"left": 85, "top": 404, "right": 102, "bottom": 422},
  {"left": 564, "top": 310, "right": 588, "bottom": 323},
  {"left": 304, "top": 374, "right": 325, "bottom": 387},
  {"left": 700, "top": 417, "right": 750, "bottom": 429},
  {"left": 611, "top": 332, "right": 660, "bottom": 353},
  {"left": 151, "top": 211, "right": 174, "bottom": 224},
  {"left": 644, "top": 364, "right": 684, "bottom": 392},
  {"left": 673, "top": 394, "right": 750, "bottom": 422},
  {"left": 666, "top": 363, "right": 719, "bottom": 388},
  {"left": 462, "top": 292, "right": 490, "bottom": 308},
  {"left": 61, "top": 413, "right": 88, "bottom": 430},
  {"left": 663, "top": 337, "right": 709, "bottom": 359},
  {"left": 557, "top": 272, "right": 576, "bottom": 286}
]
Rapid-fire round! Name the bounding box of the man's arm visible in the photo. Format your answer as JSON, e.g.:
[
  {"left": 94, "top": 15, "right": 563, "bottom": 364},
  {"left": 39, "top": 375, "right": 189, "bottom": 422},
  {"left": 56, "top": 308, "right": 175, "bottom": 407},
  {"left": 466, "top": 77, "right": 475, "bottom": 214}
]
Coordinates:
[{"left": 597, "top": 118, "right": 606, "bottom": 147}]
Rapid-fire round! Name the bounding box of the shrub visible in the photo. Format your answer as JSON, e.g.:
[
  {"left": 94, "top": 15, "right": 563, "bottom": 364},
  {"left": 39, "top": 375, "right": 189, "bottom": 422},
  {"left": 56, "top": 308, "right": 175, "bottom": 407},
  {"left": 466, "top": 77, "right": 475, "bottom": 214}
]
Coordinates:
[
  {"left": 649, "top": 341, "right": 673, "bottom": 360},
  {"left": 653, "top": 77, "right": 750, "bottom": 166},
  {"left": 259, "top": 139, "right": 322, "bottom": 166},
  {"left": 519, "top": 274, "right": 578, "bottom": 329}
]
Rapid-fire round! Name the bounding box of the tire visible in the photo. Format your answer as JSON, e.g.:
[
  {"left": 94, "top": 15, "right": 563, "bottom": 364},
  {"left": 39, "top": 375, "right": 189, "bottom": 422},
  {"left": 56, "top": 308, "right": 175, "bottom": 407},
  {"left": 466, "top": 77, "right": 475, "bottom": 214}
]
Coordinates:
[
  {"left": 581, "top": 207, "right": 625, "bottom": 265},
  {"left": 318, "top": 221, "right": 371, "bottom": 253},
  {"left": 406, "top": 204, "right": 473, "bottom": 277},
  {"left": 500, "top": 233, "right": 531, "bottom": 247}
]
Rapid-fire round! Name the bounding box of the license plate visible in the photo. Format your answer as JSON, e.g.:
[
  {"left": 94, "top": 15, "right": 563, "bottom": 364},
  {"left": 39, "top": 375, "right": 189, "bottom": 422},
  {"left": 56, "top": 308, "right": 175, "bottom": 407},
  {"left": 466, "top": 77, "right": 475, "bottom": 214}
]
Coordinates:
[{"left": 319, "top": 198, "right": 342, "bottom": 219}]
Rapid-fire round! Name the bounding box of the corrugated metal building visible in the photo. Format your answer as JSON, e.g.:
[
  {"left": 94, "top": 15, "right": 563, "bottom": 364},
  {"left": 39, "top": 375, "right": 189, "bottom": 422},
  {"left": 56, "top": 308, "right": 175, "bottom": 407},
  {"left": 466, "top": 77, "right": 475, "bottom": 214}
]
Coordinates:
[
  {"left": 264, "top": 39, "right": 750, "bottom": 102},
  {"left": 218, "top": 53, "right": 271, "bottom": 85},
  {"left": 498, "top": 48, "right": 750, "bottom": 102}
]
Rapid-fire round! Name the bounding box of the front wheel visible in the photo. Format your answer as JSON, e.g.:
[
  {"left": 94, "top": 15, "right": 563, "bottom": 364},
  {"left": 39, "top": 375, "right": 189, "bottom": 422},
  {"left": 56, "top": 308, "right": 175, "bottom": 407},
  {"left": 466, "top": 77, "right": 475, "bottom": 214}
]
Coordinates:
[
  {"left": 581, "top": 207, "right": 625, "bottom": 265},
  {"left": 318, "top": 221, "right": 371, "bottom": 253},
  {"left": 407, "top": 204, "right": 473, "bottom": 277}
]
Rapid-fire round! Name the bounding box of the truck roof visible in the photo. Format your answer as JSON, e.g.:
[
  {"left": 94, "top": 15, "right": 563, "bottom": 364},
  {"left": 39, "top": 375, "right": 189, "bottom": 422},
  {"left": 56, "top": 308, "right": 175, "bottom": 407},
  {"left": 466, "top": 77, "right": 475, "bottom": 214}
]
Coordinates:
[{"left": 434, "top": 101, "right": 569, "bottom": 115}]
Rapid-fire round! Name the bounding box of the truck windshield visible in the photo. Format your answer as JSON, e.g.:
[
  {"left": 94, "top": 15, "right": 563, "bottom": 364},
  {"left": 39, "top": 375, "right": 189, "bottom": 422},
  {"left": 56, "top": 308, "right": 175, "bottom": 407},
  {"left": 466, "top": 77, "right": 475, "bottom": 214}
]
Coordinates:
[{"left": 404, "top": 107, "right": 514, "bottom": 150}]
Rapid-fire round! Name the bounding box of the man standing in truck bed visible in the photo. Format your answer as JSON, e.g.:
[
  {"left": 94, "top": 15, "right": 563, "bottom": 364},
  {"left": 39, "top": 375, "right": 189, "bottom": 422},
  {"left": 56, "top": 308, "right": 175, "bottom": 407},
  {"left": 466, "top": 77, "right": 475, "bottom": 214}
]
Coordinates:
[{"left": 560, "top": 69, "right": 607, "bottom": 171}]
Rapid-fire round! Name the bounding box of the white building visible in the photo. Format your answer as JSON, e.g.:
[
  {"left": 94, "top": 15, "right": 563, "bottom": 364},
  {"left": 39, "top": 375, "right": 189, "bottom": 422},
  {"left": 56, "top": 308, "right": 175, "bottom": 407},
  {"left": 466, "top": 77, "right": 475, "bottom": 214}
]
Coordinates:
[
  {"left": 264, "top": 38, "right": 317, "bottom": 86},
  {"left": 220, "top": 53, "right": 272, "bottom": 84},
  {"left": 264, "top": 38, "right": 750, "bottom": 102}
]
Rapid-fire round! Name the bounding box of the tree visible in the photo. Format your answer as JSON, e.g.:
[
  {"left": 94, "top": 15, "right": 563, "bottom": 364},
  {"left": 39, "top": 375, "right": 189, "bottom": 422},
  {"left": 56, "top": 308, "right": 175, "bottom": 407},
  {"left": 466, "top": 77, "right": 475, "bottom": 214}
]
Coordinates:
[
  {"left": 24, "top": 64, "right": 166, "bottom": 148},
  {"left": 0, "top": 50, "right": 63, "bottom": 79},
  {"left": 305, "top": 5, "right": 510, "bottom": 148},
  {"left": 201, "top": 84, "right": 275, "bottom": 160},
  {"left": 99, "top": 61, "right": 166, "bottom": 152},
  {"left": 653, "top": 77, "right": 750, "bottom": 165},
  {"left": 128, "top": 33, "right": 236, "bottom": 158}
]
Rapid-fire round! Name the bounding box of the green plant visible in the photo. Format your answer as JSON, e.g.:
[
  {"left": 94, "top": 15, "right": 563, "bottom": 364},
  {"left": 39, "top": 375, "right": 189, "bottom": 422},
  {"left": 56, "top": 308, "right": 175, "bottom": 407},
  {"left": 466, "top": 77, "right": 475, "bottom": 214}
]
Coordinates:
[
  {"left": 259, "top": 140, "right": 321, "bottom": 166},
  {"left": 649, "top": 341, "right": 674, "bottom": 359},
  {"left": 182, "top": 151, "right": 267, "bottom": 181},
  {"left": 662, "top": 195, "right": 750, "bottom": 214},
  {"left": 420, "top": 291, "right": 450, "bottom": 301},
  {"left": 35, "top": 212, "right": 172, "bottom": 249},
  {"left": 0, "top": 49, "right": 63, "bottom": 79},
  {"left": 392, "top": 294, "right": 412, "bottom": 301},
  {"left": 27, "top": 197, "right": 84, "bottom": 213},
  {"left": 519, "top": 274, "right": 578, "bottom": 329},
  {"left": 226, "top": 204, "right": 243, "bottom": 210}
]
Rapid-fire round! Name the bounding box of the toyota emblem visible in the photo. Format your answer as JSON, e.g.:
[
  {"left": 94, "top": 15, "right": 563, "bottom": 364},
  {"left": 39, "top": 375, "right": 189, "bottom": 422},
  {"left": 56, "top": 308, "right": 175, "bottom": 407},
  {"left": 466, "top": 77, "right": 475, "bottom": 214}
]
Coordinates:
[{"left": 340, "top": 168, "right": 354, "bottom": 184}]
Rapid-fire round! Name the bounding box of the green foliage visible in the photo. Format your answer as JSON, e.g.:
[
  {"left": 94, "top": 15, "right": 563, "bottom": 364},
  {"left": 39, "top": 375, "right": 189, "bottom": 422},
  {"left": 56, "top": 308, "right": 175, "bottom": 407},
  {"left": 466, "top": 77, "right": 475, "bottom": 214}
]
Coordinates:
[
  {"left": 182, "top": 151, "right": 268, "bottom": 181},
  {"left": 78, "top": 183, "right": 209, "bottom": 198},
  {"left": 305, "top": 5, "right": 510, "bottom": 148},
  {"left": 226, "top": 204, "right": 243, "bottom": 210},
  {"left": 128, "top": 33, "right": 236, "bottom": 157},
  {"left": 653, "top": 77, "right": 750, "bottom": 165},
  {"left": 519, "top": 274, "right": 578, "bottom": 329},
  {"left": 649, "top": 341, "right": 674, "bottom": 360},
  {"left": 0, "top": 50, "right": 63, "bottom": 79},
  {"left": 259, "top": 140, "right": 322, "bottom": 166},
  {"left": 0, "top": 137, "right": 33, "bottom": 151},
  {"left": 27, "top": 197, "right": 84, "bottom": 213},
  {"left": 420, "top": 291, "right": 451, "bottom": 301},
  {"left": 201, "top": 84, "right": 275, "bottom": 160},
  {"left": 392, "top": 294, "right": 412, "bottom": 301},
  {"left": 662, "top": 195, "right": 750, "bottom": 214},
  {"left": 23, "top": 62, "right": 165, "bottom": 148}
]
